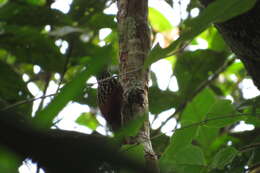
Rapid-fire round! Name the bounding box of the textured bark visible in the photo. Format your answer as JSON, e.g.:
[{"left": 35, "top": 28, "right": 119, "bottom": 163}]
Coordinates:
[
  {"left": 117, "top": 0, "right": 159, "bottom": 172},
  {"left": 200, "top": 0, "right": 260, "bottom": 89}
]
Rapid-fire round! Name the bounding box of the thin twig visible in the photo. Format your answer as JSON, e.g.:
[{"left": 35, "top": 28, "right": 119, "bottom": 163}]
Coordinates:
[
  {"left": 1, "top": 67, "right": 144, "bottom": 111},
  {"left": 1, "top": 93, "right": 57, "bottom": 111},
  {"left": 123, "top": 112, "right": 260, "bottom": 152},
  {"left": 36, "top": 73, "right": 51, "bottom": 112},
  {"left": 87, "top": 66, "right": 144, "bottom": 86},
  {"left": 55, "top": 40, "right": 74, "bottom": 93},
  {"left": 151, "top": 112, "right": 259, "bottom": 140},
  {"left": 240, "top": 142, "right": 260, "bottom": 152}
]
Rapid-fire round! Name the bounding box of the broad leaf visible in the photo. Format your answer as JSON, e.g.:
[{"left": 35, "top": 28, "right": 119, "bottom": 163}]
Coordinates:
[
  {"left": 115, "top": 115, "right": 146, "bottom": 143},
  {"left": 160, "top": 88, "right": 216, "bottom": 170},
  {"left": 0, "top": 2, "right": 71, "bottom": 27},
  {"left": 146, "top": 0, "right": 256, "bottom": 66},
  {"left": 205, "top": 100, "right": 245, "bottom": 128},
  {"left": 0, "top": 146, "right": 21, "bottom": 173},
  {"left": 174, "top": 145, "right": 206, "bottom": 166},
  {"left": 149, "top": 87, "right": 180, "bottom": 114},
  {"left": 0, "top": 61, "right": 32, "bottom": 114},
  {"left": 148, "top": 7, "right": 173, "bottom": 32},
  {"left": 120, "top": 144, "right": 145, "bottom": 165},
  {"left": 174, "top": 50, "right": 226, "bottom": 101},
  {"left": 210, "top": 147, "right": 239, "bottom": 170},
  {"left": 0, "top": 25, "right": 65, "bottom": 72},
  {"left": 25, "top": 0, "right": 45, "bottom": 6},
  {"left": 76, "top": 112, "right": 99, "bottom": 130},
  {"left": 34, "top": 46, "right": 113, "bottom": 128},
  {"left": 181, "top": 88, "right": 217, "bottom": 125},
  {"left": 196, "top": 126, "right": 219, "bottom": 150}
]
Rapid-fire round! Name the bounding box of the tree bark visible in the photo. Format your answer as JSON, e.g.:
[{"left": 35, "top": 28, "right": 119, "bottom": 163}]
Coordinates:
[{"left": 117, "top": 0, "right": 159, "bottom": 172}]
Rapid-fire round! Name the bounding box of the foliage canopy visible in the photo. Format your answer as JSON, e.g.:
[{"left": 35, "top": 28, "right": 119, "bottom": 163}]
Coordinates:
[{"left": 0, "top": 0, "right": 259, "bottom": 172}]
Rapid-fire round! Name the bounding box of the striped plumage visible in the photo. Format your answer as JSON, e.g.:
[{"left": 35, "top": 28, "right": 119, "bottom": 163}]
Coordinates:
[{"left": 97, "top": 71, "right": 123, "bottom": 131}]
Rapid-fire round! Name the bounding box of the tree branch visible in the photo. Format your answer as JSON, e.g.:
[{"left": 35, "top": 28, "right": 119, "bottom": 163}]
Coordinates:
[{"left": 0, "top": 110, "right": 149, "bottom": 173}]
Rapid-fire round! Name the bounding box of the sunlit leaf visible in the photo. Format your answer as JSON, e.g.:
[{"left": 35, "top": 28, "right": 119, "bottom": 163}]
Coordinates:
[
  {"left": 0, "top": 0, "right": 8, "bottom": 7},
  {"left": 76, "top": 112, "right": 99, "bottom": 130},
  {"left": 198, "top": 27, "right": 228, "bottom": 52},
  {"left": 148, "top": 7, "right": 173, "bottom": 32},
  {"left": 146, "top": 0, "right": 256, "bottom": 67},
  {"left": 25, "top": 0, "right": 45, "bottom": 6}
]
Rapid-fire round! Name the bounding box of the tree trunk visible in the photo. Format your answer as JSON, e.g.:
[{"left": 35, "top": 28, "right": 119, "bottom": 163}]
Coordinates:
[
  {"left": 200, "top": 0, "right": 260, "bottom": 89},
  {"left": 117, "top": 0, "right": 159, "bottom": 172}
]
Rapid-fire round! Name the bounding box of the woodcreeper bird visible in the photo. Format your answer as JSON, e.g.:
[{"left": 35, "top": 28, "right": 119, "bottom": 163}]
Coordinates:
[{"left": 97, "top": 71, "right": 123, "bottom": 131}]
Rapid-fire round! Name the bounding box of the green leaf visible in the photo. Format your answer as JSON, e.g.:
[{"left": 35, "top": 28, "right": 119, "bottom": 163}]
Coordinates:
[
  {"left": 0, "top": 146, "right": 21, "bottom": 173},
  {"left": 74, "top": 87, "right": 97, "bottom": 107},
  {"left": 115, "top": 115, "right": 146, "bottom": 143},
  {"left": 0, "top": 61, "right": 32, "bottom": 114},
  {"left": 160, "top": 141, "right": 207, "bottom": 172},
  {"left": 69, "top": 0, "right": 110, "bottom": 28},
  {"left": 87, "top": 14, "right": 116, "bottom": 29},
  {"left": 160, "top": 88, "right": 216, "bottom": 170},
  {"left": 146, "top": 0, "right": 256, "bottom": 67},
  {"left": 149, "top": 86, "right": 180, "bottom": 114},
  {"left": 246, "top": 116, "right": 260, "bottom": 127},
  {"left": 171, "top": 165, "right": 205, "bottom": 173},
  {"left": 205, "top": 100, "right": 245, "bottom": 128},
  {"left": 196, "top": 126, "right": 219, "bottom": 150},
  {"left": 210, "top": 147, "right": 239, "bottom": 170},
  {"left": 199, "top": 27, "right": 228, "bottom": 52},
  {"left": 120, "top": 144, "right": 145, "bottom": 165},
  {"left": 181, "top": 88, "right": 217, "bottom": 125},
  {"left": 181, "top": 0, "right": 256, "bottom": 41},
  {"left": 34, "top": 52, "right": 111, "bottom": 128},
  {"left": 25, "top": 0, "right": 45, "bottom": 6},
  {"left": 0, "top": 0, "right": 8, "bottom": 7},
  {"left": 0, "top": 25, "right": 65, "bottom": 72},
  {"left": 247, "top": 136, "right": 260, "bottom": 167},
  {"left": 148, "top": 7, "right": 173, "bottom": 32},
  {"left": 152, "top": 134, "right": 170, "bottom": 155},
  {"left": 175, "top": 145, "right": 206, "bottom": 166},
  {"left": 0, "top": 2, "right": 71, "bottom": 27},
  {"left": 212, "top": 0, "right": 256, "bottom": 23},
  {"left": 174, "top": 50, "right": 226, "bottom": 101},
  {"left": 76, "top": 112, "right": 99, "bottom": 130}
]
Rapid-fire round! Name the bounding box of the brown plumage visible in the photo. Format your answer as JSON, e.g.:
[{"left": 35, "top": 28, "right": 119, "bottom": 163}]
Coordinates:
[{"left": 97, "top": 71, "right": 123, "bottom": 131}]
